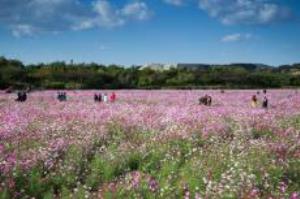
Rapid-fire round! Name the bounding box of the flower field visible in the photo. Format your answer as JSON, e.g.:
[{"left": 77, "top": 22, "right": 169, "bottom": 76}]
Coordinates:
[{"left": 0, "top": 90, "right": 300, "bottom": 199}]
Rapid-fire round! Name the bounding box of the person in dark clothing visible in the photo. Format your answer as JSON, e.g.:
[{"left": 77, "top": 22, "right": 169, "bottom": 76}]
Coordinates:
[
  {"left": 94, "top": 93, "right": 102, "bottom": 102},
  {"left": 22, "top": 92, "right": 27, "bottom": 102},
  {"left": 94, "top": 94, "right": 99, "bottom": 102},
  {"left": 63, "top": 92, "right": 67, "bottom": 101},
  {"left": 16, "top": 92, "right": 22, "bottom": 101},
  {"left": 57, "top": 92, "right": 62, "bottom": 101},
  {"left": 199, "top": 95, "right": 206, "bottom": 105},
  {"left": 262, "top": 96, "right": 268, "bottom": 109},
  {"left": 199, "top": 95, "right": 212, "bottom": 106},
  {"left": 16, "top": 91, "right": 27, "bottom": 102},
  {"left": 57, "top": 92, "right": 67, "bottom": 102}
]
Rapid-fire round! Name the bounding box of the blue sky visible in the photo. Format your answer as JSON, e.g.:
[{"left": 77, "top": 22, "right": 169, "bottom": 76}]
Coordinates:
[{"left": 0, "top": 0, "right": 299, "bottom": 66}]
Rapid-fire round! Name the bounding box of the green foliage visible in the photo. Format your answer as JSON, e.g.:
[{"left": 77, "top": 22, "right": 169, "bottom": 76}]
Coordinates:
[
  {"left": 43, "top": 189, "right": 55, "bottom": 199},
  {"left": 285, "top": 159, "right": 300, "bottom": 190},
  {"left": 0, "top": 188, "right": 10, "bottom": 199},
  {"left": 86, "top": 155, "right": 105, "bottom": 190},
  {"left": 28, "top": 168, "right": 44, "bottom": 196},
  {"left": 60, "top": 186, "right": 73, "bottom": 199},
  {"left": 1, "top": 56, "right": 300, "bottom": 89},
  {"left": 0, "top": 57, "right": 25, "bottom": 88},
  {"left": 246, "top": 72, "right": 290, "bottom": 88},
  {"left": 252, "top": 129, "right": 274, "bottom": 139},
  {"left": 43, "top": 81, "right": 66, "bottom": 89}
]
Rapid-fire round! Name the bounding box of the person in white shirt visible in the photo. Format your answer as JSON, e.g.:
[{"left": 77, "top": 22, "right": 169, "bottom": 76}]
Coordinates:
[{"left": 103, "top": 93, "right": 108, "bottom": 103}]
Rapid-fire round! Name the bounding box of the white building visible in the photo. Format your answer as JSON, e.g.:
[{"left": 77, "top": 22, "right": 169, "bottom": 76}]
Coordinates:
[{"left": 139, "top": 63, "right": 176, "bottom": 71}]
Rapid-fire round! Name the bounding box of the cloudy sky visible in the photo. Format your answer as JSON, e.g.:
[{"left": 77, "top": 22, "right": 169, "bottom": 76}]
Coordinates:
[{"left": 0, "top": 0, "right": 299, "bottom": 66}]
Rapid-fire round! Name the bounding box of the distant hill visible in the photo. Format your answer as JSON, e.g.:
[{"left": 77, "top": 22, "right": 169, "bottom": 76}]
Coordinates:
[
  {"left": 278, "top": 63, "right": 300, "bottom": 71},
  {"left": 226, "top": 63, "right": 272, "bottom": 71},
  {"left": 174, "top": 63, "right": 273, "bottom": 71}
]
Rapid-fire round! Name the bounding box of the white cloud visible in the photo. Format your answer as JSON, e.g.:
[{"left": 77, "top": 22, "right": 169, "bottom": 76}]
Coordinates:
[
  {"left": 163, "top": 0, "right": 185, "bottom": 6},
  {"left": 0, "top": 0, "right": 152, "bottom": 36},
  {"left": 0, "top": 0, "right": 293, "bottom": 37},
  {"left": 121, "top": 2, "right": 152, "bottom": 20},
  {"left": 91, "top": 0, "right": 125, "bottom": 28},
  {"left": 0, "top": 0, "right": 91, "bottom": 35},
  {"left": 199, "top": 0, "right": 291, "bottom": 25},
  {"left": 75, "top": 1, "right": 151, "bottom": 30},
  {"left": 12, "top": 24, "right": 36, "bottom": 38},
  {"left": 221, "top": 33, "right": 252, "bottom": 42}
]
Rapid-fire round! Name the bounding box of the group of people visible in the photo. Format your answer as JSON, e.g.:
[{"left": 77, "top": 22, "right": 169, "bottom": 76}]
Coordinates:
[
  {"left": 198, "top": 89, "right": 269, "bottom": 109},
  {"left": 94, "top": 92, "right": 116, "bottom": 103},
  {"left": 56, "top": 91, "right": 117, "bottom": 103},
  {"left": 57, "top": 92, "right": 67, "bottom": 102},
  {"left": 11, "top": 89, "right": 270, "bottom": 108},
  {"left": 251, "top": 90, "right": 268, "bottom": 109},
  {"left": 199, "top": 95, "right": 212, "bottom": 106},
  {"left": 15, "top": 91, "right": 27, "bottom": 102}
]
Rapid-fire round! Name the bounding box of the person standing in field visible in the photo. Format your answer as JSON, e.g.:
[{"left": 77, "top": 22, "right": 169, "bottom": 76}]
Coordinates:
[
  {"left": 103, "top": 93, "right": 108, "bottom": 103},
  {"left": 199, "top": 95, "right": 212, "bottom": 106},
  {"left": 95, "top": 93, "right": 102, "bottom": 102},
  {"left": 16, "top": 91, "right": 23, "bottom": 102},
  {"left": 251, "top": 95, "right": 258, "bottom": 108},
  {"left": 16, "top": 91, "right": 22, "bottom": 101},
  {"left": 57, "top": 91, "right": 67, "bottom": 101},
  {"left": 94, "top": 93, "right": 99, "bottom": 102},
  {"left": 110, "top": 92, "right": 116, "bottom": 102},
  {"left": 207, "top": 95, "right": 212, "bottom": 106},
  {"left": 263, "top": 89, "right": 267, "bottom": 94},
  {"left": 262, "top": 96, "right": 268, "bottom": 109},
  {"left": 16, "top": 91, "right": 27, "bottom": 102}
]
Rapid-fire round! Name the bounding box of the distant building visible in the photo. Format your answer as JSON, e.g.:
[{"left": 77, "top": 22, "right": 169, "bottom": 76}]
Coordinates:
[{"left": 139, "top": 63, "right": 176, "bottom": 71}]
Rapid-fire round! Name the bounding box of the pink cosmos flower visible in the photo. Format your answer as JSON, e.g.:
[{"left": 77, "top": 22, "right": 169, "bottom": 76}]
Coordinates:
[{"left": 290, "top": 192, "right": 299, "bottom": 199}]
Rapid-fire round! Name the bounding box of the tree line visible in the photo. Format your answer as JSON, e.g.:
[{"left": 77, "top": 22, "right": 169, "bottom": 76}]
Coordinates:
[{"left": 1, "top": 56, "right": 300, "bottom": 90}]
